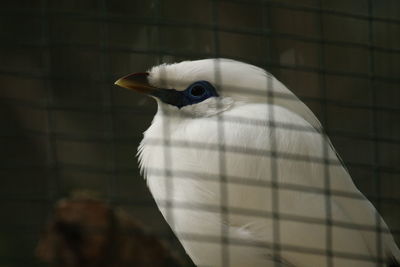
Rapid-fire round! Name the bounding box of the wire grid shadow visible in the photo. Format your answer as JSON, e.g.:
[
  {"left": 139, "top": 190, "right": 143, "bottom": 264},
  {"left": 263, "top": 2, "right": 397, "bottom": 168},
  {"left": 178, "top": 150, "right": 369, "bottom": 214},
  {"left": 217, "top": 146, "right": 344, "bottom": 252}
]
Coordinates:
[{"left": 0, "top": 0, "right": 399, "bottom": 266}]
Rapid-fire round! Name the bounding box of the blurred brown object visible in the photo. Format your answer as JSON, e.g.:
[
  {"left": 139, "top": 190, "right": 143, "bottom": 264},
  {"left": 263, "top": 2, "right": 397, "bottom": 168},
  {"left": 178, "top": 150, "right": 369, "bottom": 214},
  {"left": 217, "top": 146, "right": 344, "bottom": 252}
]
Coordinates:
[{"left": 36, "top": 193, "right": 183, "bottom": 267}]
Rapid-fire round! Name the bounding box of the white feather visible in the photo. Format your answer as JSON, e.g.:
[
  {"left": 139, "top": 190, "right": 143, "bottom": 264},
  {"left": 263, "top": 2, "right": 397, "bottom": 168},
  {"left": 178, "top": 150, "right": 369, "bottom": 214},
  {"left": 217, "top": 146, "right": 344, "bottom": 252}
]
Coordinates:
[{"left": 138, "top": 59, "right": 400, "bottom": 266}]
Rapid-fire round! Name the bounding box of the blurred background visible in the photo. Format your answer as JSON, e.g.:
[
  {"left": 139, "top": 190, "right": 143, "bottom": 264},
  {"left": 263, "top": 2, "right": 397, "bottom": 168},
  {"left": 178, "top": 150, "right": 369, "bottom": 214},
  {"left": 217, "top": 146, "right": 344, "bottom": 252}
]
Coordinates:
[{"left": 0, "top": 0, "right": 399, "bottom": 266}]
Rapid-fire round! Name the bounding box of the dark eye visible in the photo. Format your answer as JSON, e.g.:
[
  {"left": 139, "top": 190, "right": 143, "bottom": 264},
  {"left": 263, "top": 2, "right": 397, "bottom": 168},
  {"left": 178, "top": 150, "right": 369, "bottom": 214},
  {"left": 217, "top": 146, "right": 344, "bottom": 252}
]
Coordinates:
[
  {"left": 181, "top": 81, "right": 218, "bottom": 108},
  {"left": 189, "top": 85, "right": 206, "bottom": 97}
]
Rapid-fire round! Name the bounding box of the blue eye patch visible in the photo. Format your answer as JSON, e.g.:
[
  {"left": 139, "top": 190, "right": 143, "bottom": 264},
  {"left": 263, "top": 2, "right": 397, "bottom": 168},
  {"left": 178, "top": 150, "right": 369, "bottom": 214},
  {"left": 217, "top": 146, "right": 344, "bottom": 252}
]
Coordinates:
[{"left": 150, "top": 81, "right": 219, "bottom": 108}]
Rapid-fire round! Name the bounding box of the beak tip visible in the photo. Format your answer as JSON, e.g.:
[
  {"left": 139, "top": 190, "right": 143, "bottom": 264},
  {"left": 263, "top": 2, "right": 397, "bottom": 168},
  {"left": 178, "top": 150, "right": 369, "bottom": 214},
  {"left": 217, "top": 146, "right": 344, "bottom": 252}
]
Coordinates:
[
  {"left": 114, "top": 79, "right": 122, "bottom": 86},
  {"left": 114, "top": 78, "right": 129, "bottom": 89},
  {"left": 113, "top": 72, "right": 153, "bottom": 94}
]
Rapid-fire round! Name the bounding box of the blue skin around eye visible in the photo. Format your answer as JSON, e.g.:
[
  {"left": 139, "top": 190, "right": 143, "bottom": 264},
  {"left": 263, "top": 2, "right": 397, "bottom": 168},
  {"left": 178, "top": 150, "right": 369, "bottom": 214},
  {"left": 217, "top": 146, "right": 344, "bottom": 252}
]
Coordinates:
[{"left": 150, "top": 81, "right": 219, "bottom": 108}]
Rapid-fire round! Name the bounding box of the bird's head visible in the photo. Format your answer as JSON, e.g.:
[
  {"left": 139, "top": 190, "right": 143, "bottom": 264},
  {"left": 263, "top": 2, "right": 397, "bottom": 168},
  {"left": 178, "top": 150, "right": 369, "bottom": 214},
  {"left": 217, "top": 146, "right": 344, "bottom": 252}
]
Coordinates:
[{"left": 115, "top": 58, "right": 275, "bottom": 117}]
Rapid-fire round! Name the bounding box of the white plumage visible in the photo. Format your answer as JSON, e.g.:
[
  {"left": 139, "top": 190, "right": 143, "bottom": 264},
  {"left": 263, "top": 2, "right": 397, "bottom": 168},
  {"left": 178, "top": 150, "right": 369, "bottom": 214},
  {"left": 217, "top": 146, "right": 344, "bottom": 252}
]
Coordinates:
[{"left": 116, "top": 59, "right": 400, "bottom": 266}]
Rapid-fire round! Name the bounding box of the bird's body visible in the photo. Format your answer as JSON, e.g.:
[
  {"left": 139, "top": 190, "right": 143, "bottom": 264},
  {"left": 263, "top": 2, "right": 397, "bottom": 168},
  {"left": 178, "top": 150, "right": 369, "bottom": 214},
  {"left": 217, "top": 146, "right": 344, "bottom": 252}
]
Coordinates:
[{"left": 116, "top": 59, "right": 400, "bottom": 266}]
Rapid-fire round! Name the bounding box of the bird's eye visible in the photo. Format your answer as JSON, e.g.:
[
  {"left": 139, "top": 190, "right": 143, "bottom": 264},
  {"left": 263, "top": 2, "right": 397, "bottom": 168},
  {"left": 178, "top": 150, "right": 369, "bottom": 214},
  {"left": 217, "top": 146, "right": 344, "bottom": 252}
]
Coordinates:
[
  {"left": 189, "top": 85, "right": 206, "bottom": 97},
  {"left": 180, "top": 81, "right": 218, "bottom": 107}
]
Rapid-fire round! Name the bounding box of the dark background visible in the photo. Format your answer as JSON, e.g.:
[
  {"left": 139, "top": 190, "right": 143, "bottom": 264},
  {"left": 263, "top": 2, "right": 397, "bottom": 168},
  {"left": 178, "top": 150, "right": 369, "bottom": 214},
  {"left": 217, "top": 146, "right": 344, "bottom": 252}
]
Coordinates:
[{"left": 1, "top": 0, "right": 399, "bottom": 266}]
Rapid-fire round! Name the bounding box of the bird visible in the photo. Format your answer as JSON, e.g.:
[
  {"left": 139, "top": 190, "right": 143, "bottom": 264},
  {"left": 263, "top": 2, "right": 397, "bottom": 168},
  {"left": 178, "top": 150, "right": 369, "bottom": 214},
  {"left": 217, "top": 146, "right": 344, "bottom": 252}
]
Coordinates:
[{"left": 115, "top": 58, "right": 400, "bottom": 267}]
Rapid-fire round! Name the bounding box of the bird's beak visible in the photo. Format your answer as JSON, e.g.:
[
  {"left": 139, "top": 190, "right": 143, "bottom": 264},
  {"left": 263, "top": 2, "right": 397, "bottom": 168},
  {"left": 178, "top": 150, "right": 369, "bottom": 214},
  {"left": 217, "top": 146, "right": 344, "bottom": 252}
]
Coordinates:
[{"left": 114, "top": 72, "right": 156, "bottom": 95}]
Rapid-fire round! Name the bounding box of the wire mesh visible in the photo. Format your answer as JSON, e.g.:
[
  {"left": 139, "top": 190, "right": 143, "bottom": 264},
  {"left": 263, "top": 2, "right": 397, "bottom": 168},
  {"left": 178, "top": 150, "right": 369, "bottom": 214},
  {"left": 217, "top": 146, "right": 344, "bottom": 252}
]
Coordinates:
[{"left": 0, "top": 0, "right": 399, "bottom": 266}]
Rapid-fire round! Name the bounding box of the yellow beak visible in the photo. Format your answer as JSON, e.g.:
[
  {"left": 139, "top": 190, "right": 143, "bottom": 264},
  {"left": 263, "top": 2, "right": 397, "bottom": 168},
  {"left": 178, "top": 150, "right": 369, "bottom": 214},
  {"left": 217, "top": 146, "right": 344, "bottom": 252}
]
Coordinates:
[{"left": 114, "top": 72, "right": 156, "bottom": 94}]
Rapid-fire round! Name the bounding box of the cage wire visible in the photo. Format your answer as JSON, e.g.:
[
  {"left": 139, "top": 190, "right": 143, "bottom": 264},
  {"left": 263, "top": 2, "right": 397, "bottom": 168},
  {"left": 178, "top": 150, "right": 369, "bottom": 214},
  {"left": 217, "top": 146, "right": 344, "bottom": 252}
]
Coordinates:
[{"left": 0, "top": 0, "right": 399, "bottom": 266}]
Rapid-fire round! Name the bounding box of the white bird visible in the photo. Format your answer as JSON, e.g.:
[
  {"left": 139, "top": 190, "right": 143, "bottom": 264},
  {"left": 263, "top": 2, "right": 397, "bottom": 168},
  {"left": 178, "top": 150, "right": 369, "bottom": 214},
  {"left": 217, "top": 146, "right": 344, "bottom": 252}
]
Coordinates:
[{"left": 115, "top": 58, "right": 400, "bottom": 267}]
